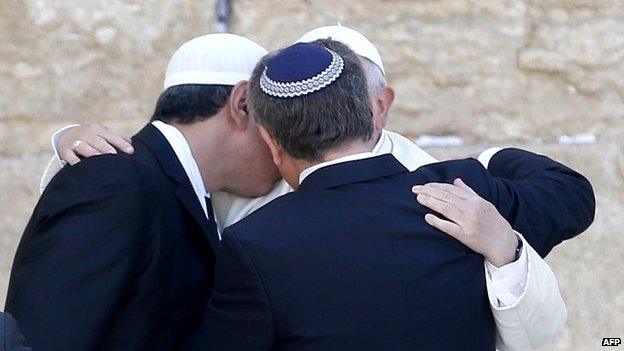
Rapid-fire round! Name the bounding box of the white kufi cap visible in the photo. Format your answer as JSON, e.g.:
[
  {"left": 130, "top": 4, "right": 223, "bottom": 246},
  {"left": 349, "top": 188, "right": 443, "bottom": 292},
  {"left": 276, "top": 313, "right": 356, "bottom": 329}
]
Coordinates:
[
  {"left": 163, "top": 33, "right": 268, "bottom": 90},
  {"left": 296, "top": 25, "right": 385, "bottom": 75}
]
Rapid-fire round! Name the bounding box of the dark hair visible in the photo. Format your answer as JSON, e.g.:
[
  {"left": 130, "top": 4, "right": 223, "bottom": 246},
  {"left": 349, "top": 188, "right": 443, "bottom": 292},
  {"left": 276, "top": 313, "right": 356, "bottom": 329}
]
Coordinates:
[
  {"left": 248, "top": 40, "right": 373, "bottom": 161},
  {"left": 150, "top": 84, "right": 233, "bottom": 124}
]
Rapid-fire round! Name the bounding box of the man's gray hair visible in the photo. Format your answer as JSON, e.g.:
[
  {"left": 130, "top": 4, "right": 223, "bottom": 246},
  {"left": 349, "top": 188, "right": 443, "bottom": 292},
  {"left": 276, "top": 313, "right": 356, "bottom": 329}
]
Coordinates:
[{"left": 360, "top": 57, "right": 387, "bottom": 96}]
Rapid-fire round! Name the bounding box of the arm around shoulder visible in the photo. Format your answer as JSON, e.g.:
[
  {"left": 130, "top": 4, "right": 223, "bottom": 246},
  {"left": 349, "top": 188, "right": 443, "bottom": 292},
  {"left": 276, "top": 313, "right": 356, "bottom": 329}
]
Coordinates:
[{"left": 480, "top": 148, "right": 596, "bottom": 256}]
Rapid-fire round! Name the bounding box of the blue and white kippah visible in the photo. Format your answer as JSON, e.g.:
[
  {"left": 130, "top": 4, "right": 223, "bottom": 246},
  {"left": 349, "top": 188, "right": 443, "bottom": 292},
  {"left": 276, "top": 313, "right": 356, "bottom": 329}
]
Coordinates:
[{"left": 260, "top": 42, "right": 345, "bottom": 98}]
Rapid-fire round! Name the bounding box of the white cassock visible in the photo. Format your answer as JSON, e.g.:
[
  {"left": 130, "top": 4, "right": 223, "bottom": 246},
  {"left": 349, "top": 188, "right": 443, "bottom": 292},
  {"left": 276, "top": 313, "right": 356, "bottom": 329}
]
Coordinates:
[{"left": 42, "top": 127, "right": 566, "bottom": 351}]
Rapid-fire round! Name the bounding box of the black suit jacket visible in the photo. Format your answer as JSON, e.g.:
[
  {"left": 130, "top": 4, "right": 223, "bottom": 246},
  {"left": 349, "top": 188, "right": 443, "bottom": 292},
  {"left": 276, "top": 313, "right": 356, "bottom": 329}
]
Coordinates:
[
  {"left": 485, "top": 148, "right": 595, "bottom": 256},
  {"left": 0, "top": 312, "right": 30, "bottom": 351},
  {"left": 193, "top": 150, "right": 595, "bottom": 351},
  {"left": 5, "top": 124, "right": 217, "bottom": 350}
]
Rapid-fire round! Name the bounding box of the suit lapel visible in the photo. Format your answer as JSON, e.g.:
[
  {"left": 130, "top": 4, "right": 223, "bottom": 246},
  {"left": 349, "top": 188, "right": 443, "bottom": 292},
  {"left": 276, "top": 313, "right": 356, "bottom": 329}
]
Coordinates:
[
  {"left": 299, "top": 154, "right": 409, "bottom": 191},
  {"left": 174, "top": 186, "right": 219, "bottom": 247},
  {"left": 134, "top": 124, "right": 219, "bottom": 248}
]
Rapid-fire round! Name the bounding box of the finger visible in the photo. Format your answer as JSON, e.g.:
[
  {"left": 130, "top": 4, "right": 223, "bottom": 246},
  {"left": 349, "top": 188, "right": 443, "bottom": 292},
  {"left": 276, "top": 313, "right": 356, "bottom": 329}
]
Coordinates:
[
  {"left": 453, "top": 178, "right": 478, "bottom": 195},
  {"left": 412, "top": 184, "right": 464, "bottom": 204},
  {"left": 426, "top": 182, "right": 472, "bottom": 199},
  {"left": 74, "top": 141, "right": 102, "bottom": 158},
  {"left": 95, "top": 130, "right": 134, "bottom": 154},
  {"left": 122, "top": 135, "right": 134, "bottom": 146},
  {"left": 424, "top": 213, "right": 464, "bottom": 238},
  {"left": 59, "top": 149, "right": 81, "bottom": 165},
  {"left": 88, "top": 135, "right": 118, "bottom": 155},
  {"left": 416, "top": 194, "right": 463, "bottom": 222}
]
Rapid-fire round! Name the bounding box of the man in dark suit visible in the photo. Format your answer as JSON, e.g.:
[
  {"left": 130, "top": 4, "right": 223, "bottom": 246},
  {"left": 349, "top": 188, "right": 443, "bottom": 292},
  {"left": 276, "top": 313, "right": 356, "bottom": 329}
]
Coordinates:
[
  {"left": 4, "top": 34, "right": 280, "bottom": 350},
  {"left": 191, "top": 41, "right": 594, "bottom": 350}
]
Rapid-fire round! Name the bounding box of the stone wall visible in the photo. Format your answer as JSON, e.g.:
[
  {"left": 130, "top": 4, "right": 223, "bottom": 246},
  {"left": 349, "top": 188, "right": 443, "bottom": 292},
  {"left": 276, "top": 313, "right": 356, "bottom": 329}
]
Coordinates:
[
  {"left": 1, "top": 1, "right": 622, "bottom": 349},
  {"left": 2, "top": 0, "right": 624, "bottom": 150}
]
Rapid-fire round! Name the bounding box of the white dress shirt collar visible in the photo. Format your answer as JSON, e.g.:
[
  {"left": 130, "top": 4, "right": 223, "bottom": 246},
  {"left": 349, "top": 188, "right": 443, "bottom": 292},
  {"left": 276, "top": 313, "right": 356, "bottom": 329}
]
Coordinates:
[
  {"left": 151, "top": 120, "right": 210, "bottom": 219},
  {"left": 299, "top": 152, "right": 378, "bottom": 185}
]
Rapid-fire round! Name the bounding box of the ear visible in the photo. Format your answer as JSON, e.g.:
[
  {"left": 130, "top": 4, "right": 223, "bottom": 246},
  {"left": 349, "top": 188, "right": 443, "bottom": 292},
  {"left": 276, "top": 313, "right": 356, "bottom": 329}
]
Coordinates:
[
  {"left": 372, "top": 86, "right": 395, "bottom": 131},
  {"left": 258, "top": 125, "right": 283, "bottom": 166},
  {"left": 228, "top": 81, "right": 251, "bottom": 130}
]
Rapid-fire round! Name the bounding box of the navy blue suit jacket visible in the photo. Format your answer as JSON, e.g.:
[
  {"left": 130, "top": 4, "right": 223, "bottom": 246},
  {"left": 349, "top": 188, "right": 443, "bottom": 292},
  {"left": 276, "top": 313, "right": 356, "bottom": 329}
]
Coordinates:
[
  {"left": 485, "top": 148, "right": 594, "bottom": 256},
  {"left": 6, "top": 124, "right": 218, "bottom": 350},
  {"left": 0, "top": 312, "right": 30, "bottom": 351},
  {"left": 193, "top": 150, "right": 594, "bottom": 351}
]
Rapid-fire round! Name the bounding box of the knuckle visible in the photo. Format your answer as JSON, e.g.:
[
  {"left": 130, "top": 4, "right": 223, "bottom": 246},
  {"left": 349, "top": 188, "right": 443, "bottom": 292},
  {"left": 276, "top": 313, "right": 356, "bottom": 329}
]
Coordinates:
[
  {"left": 473, "top": 201, "right": 485, "bottom": 211},
  {"left": 96, "top": 139, "right": 107, "bottom": 148},
  {"left": 467, "top": 209, "right": 478, "bottom": 220}
]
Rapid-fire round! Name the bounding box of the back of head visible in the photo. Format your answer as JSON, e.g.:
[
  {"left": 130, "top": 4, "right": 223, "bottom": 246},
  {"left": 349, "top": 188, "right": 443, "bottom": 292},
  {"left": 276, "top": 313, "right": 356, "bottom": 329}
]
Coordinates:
[
  {"left": 248, "top": 40, "right": 373, "bottom": 161},
  {"left": 152, "top": 33, "right": 268, "bottom": 124}
]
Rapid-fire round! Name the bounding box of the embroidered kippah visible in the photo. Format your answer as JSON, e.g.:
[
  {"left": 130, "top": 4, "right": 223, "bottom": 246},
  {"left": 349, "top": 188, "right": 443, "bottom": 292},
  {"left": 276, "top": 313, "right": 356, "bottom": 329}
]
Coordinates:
[{"left": 260, "top": 42, "right": 345, "bottom": 98}]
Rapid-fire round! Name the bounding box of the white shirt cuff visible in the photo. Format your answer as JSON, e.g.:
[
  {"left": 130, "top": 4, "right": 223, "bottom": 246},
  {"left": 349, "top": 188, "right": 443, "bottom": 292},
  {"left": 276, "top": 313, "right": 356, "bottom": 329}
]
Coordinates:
[
  {"left": 477, "top": 147, "right": 504, "bottom": 168},
  {"left": 485, "top": 234, "right": 528, "bottom": 308},
  {"left": 51, "top": 124, "right": 79, "bottom": 163}
]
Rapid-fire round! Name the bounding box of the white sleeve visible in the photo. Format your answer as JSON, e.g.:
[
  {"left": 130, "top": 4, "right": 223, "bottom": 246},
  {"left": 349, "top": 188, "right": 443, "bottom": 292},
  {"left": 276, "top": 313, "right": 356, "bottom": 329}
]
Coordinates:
[
  {"left": 477, "top": 147, "right": 504, "bottom": 168},
  {"left": 485, "top": 239, "right": 528, "bottom": 308},
  {"left": 486, "top": 233, "right": 567, "bottom": 351},
  {"left": 39, "top": 124, "right": 78, "bottom": 194}
]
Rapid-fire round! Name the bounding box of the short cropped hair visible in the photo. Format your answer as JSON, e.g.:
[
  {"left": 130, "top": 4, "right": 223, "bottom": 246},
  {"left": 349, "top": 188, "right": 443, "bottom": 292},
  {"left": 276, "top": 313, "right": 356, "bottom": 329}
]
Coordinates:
[
  {"left": 248, "top": 40, "right": 373, "bottom": 161},
  {"left": 151, "top": 84, "right": 232, "bottom": 124}
]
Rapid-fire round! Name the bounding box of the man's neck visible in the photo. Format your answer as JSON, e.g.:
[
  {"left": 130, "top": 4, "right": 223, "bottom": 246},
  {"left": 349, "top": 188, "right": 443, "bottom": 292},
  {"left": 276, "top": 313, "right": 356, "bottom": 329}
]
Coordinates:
[
  {"left": 287, "top": 140, "right": 374, "bottom": 189},
  {"left": 370, "top": 129, "right": 383, "bottom": 150},
  {"left": 172, "top": 121, "right": 221, "bottom": 192},
  {"left": 320, "top": 140, "right": 374, "bottom": 163}
]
